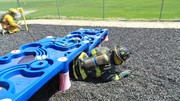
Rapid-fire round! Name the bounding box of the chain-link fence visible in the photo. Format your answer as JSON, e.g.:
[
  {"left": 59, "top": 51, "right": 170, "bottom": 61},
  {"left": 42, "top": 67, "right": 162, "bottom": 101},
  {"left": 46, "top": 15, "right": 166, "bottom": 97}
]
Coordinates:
[{"left": 0, "top": 0, "right": 180, "bottom": 21}]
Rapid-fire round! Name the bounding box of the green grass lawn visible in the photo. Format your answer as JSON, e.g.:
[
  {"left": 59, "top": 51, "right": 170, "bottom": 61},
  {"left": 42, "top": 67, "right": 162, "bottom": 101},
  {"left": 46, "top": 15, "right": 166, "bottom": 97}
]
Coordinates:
[{"left": 0, "top": 0, "right": 180, "bottom": 20}]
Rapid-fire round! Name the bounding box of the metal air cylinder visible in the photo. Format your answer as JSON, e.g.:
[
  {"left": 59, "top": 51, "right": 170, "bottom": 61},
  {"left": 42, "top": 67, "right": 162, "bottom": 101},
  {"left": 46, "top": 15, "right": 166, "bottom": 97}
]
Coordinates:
[{"left": 83, "top": 54, "right": 109, "bottom": 68}]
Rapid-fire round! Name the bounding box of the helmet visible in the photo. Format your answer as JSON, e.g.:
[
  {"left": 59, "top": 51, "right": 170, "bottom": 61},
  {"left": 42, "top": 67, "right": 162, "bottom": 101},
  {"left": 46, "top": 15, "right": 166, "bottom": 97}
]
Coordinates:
[
  {"left": 114, "top": 45, "right": 130, "bottom": 61},
  {"left": 8, "top": 8, "right": 18, "bottom": 14}
]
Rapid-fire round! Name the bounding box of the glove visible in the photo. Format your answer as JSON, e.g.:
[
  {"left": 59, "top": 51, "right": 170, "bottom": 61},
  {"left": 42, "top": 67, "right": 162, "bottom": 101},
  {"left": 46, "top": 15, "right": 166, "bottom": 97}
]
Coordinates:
[{"left": 119, "top": 70, "right": 131, "bottom": 78}]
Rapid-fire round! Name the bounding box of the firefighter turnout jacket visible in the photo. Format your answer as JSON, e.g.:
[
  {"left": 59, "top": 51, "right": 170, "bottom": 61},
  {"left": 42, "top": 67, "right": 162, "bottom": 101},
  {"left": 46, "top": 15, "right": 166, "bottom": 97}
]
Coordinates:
[
  {"left": 71, "top": 47, "right": 121, "bottom": 81},
  {"left": 1, "top": 14, "right": 20, "bottom": 33}
]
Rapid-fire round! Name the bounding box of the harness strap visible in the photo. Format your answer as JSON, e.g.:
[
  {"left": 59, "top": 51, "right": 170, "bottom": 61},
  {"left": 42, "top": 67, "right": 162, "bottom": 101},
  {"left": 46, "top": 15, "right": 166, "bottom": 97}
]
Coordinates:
[
  {"left": 78, "top": 52, "right": 87, "bottom": 79},
  {"left": 91, "top": 49, "right": 101, "bottom": 77},
  {"left": 72, "top": 60, "right": 78, "bottom": 79}
]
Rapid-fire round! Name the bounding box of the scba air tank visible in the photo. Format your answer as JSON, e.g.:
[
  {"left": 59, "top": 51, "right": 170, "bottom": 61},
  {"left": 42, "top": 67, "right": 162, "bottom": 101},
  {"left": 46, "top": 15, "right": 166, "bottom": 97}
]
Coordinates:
[{"left": 83, "top": 54, "right": 109, "bottom": 68}]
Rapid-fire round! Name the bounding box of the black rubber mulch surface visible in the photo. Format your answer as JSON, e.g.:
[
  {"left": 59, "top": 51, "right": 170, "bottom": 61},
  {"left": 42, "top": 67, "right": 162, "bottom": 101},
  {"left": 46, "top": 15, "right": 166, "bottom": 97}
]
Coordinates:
[{"left": 0, "top": 24, "right": 180, "bottom": 101}]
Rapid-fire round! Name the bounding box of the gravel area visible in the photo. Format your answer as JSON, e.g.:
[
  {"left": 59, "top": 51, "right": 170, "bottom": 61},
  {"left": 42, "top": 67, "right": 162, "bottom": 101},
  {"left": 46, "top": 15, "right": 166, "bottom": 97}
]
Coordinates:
[{"left": 0, "top": 24, "right": 180, "bottom": 101}]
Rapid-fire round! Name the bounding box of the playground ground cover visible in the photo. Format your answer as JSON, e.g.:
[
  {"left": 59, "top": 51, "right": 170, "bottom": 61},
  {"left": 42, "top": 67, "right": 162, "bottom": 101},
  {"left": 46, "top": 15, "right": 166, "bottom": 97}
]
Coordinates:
[
  {"left": 0, "top": 0, "right": 180, "bottom": 20},
  {"left": 0, "top": 24, "right": 179, "bottom": 101}
]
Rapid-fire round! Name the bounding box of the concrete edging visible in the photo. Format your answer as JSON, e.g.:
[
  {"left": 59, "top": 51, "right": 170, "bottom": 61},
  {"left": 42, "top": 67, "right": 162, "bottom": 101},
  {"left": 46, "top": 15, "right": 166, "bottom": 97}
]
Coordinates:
[
  {"left": 22, "top": 19, "right": 180, "bottom": 29},
  {"left": 1, "top": 19, "right": 180, "bottom": 29}
]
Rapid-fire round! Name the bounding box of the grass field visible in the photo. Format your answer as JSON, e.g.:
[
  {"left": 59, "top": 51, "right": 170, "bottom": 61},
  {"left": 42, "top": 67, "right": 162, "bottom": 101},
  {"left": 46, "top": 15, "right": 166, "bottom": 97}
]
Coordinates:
[{"left": 0, "top": 0, "right": 180, "bottom": 20}]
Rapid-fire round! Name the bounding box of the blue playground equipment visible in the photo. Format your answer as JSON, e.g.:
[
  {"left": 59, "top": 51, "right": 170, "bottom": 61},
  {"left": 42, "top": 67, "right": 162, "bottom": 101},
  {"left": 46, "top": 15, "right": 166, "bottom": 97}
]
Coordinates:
[{"left": 0, "top": 28, "right": 108, "bottom": 101}]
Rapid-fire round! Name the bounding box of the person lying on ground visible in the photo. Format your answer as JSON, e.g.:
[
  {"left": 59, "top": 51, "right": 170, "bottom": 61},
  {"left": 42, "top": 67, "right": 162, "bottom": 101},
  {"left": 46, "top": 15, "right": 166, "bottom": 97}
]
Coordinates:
[{"left": 69, "top": 45, "right": 131, "bottom": 82}]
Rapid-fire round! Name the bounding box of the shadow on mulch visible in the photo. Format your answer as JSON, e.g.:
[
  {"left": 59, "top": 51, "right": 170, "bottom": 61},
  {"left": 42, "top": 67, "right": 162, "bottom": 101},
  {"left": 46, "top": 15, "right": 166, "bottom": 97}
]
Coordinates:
[
  {"left": 28, "top": 75, "right": 59, "bottom": 101},
  {"left": 28, "top": 75, "right": 108, "bottom": 101}
]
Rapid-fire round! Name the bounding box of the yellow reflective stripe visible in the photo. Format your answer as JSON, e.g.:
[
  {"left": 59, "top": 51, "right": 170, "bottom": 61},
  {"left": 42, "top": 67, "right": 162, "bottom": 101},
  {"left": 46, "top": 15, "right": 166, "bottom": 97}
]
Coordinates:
[
  {"left": 114, "top": 74, "right": 120, "bottom": 81},
  {"left": 79, "top": 52, "right": 87, "bottom": 79},
  {"left": 95, "top": 67, "right": 101, "bottom": 77},
  {"left": 91, "top": 49, "right": 101, "bottom": 77},
  {"left": 91, "top": 49, "right": 96, "bottom": 57},
  {"left": 79, "top": 66, "right": 87, "bottom": 79},
  {"left": 121, "top": 51, "right": 125, "bottom": 55},
  {"left": 72, "top": 60, "right": 78, "bottom": 79}
]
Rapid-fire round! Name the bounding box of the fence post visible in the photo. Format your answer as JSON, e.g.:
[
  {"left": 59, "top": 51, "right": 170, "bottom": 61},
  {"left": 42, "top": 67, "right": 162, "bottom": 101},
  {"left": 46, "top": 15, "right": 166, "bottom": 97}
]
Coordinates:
[
  {"left": 56, "top": 0, "right": 60, "bottom": 19},
  {"left": 102, "top": 0, "right": 105, "bottom": 20},
  {"left": 159, "top": 0, "right": 164, "bottom": 21},
  {"left": 17, "top": 0, "right": 21, "bottom": 7}
]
